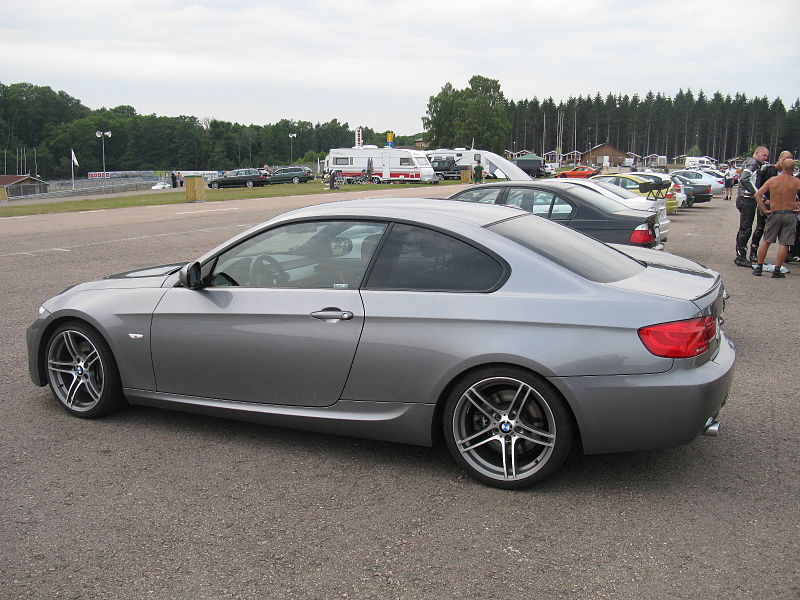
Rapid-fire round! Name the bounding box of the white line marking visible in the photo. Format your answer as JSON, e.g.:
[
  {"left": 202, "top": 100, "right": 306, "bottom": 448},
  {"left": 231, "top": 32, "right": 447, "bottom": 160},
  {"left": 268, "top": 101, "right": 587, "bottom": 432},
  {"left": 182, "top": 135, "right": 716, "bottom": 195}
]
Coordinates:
[{"left": 175, "top": 207, "right": 241, "bottom": 215}]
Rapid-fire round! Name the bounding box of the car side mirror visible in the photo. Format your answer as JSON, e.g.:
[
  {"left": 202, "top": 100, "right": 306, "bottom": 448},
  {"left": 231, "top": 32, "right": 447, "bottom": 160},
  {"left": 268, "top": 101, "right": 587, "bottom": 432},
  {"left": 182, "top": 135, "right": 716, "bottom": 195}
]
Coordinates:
[{"left": 179, "top": 261, "right": 204, "bottom": 289}]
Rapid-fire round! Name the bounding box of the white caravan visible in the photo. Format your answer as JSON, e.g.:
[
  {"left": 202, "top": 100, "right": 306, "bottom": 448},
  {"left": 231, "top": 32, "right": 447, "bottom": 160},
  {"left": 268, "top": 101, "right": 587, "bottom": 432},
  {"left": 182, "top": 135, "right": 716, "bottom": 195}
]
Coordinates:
[{"left": 325, "top": 146, "right": 436, "bottom": 184}]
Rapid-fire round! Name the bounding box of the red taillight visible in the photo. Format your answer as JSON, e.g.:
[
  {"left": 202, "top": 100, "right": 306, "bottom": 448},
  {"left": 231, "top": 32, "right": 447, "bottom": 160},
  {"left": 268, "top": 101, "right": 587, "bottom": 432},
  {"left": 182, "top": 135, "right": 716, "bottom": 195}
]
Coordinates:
[
  {"left": 638, "top": 316, "right": 717, "bottom": 358},
  {"left": 629, "top": 223, "right": 656, "bottom": 245},
  {"left": 704, "top": 186, "right": 710, "bottom": 193}
]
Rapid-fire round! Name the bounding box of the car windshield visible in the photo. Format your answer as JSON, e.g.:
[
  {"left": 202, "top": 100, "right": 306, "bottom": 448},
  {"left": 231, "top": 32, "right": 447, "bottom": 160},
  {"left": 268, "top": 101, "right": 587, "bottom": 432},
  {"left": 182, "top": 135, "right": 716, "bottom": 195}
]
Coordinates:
[{"left": 488, "top": 214, "right": 644, "bottom": 283}]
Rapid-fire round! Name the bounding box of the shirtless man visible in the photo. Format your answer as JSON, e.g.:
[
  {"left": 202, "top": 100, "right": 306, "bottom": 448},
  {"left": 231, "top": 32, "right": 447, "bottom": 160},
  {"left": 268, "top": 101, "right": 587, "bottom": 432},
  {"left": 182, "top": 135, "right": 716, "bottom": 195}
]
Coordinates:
[{"left": 752, "top": 157, "right": 800, "bottom": 278}]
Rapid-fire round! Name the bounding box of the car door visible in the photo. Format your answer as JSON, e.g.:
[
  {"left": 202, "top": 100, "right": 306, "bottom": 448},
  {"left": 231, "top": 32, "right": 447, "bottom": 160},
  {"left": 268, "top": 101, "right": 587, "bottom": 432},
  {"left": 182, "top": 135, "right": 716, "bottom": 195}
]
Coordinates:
[
  {"left": 343, "top": 223, "right": 507, "bottom": 405},
  {"left": 151, "top": 220, "right": 387, "bottom": 407}
]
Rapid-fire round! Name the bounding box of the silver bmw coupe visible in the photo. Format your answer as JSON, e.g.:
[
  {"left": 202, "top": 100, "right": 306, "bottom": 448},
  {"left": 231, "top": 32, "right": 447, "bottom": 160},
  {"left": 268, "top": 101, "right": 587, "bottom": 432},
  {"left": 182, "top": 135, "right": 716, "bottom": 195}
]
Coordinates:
[{"left": 27, "top": 198, "right": 735, "bottom": 489}]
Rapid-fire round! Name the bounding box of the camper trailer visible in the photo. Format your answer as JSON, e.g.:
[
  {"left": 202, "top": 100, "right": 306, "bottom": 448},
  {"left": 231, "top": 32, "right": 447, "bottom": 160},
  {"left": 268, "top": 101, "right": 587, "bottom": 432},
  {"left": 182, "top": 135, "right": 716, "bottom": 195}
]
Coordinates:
[{"left": 324, "top": 147, "right": 436, "bottom": 184}]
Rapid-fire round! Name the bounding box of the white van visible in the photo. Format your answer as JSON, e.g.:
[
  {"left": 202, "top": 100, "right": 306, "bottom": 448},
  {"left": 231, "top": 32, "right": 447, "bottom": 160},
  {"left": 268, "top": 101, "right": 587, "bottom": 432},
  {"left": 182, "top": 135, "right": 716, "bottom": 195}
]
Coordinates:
[
  {"left": 684, "top": 156, "right": 715, "bottom": 169},
  {"left": 325, "top": 147, "right": 435, "bottom": 184}
]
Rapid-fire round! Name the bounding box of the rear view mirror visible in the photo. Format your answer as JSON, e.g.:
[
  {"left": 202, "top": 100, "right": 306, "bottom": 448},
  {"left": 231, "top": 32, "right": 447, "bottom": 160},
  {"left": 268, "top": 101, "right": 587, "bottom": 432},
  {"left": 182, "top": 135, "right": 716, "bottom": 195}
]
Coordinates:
[{"left": 179, "top": 261, "right": 204, "bottom": 289}]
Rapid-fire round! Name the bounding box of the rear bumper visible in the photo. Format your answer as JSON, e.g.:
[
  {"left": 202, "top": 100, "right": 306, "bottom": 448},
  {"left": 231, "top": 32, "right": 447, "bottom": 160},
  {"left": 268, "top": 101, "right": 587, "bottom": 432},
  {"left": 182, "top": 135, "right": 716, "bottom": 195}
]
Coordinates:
[{"left": 550, "top": 331, "right": 735, "bottom": 454}]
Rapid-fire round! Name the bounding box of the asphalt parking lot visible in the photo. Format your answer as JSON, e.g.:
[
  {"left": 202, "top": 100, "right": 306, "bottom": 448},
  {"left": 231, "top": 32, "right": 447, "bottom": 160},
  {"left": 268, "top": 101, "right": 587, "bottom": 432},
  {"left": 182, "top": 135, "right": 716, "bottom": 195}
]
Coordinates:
[{"left": 0, "top": 186, "right": 797, "bottom": 599}]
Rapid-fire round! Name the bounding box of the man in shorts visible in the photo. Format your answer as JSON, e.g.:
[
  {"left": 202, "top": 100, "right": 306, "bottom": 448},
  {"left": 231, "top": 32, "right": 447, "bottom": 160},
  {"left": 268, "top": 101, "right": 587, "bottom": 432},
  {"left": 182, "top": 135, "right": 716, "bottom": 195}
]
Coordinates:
[
  {"left": 723, "top": 163, "right": 736, "bottom": 201},
  {"left": 752, "top": 157, "right": 800, "bottom": 278}
]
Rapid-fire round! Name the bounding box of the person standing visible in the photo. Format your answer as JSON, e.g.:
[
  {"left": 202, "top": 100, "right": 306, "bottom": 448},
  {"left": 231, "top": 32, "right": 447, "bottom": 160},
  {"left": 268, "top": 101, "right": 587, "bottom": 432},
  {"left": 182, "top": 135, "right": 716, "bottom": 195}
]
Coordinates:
[
  {"left": 734, "top": 146, "right": 769, "bottom": 267},
  {"left": 170, "top": 171, "right": 177, "bottom": 188},
  {"left": 751, "top": 151, "right": 793, "bottom": 263},
  {"left": 752, "top": 157, "right": 800, "bottom": 278},
  {"left": 723, "top": 164, "right": 736, "bottom": 200},
  {"left": 473, "top": 160, "right": 484, "bottom": 185}
]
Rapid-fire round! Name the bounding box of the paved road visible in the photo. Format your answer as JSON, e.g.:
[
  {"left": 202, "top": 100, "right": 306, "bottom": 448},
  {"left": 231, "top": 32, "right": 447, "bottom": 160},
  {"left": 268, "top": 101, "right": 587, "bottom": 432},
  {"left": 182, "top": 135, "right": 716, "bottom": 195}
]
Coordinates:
[{"left": 1, "top": 189, "right": 797, "bottom": 599}]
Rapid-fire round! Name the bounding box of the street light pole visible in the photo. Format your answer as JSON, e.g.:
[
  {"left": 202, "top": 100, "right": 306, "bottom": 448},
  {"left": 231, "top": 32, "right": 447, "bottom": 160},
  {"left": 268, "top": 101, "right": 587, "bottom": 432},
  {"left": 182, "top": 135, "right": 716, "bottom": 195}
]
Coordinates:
[
  {"left": 95, "top": 130, "right": 112, "bottom": 175},
  {"left": 288, "top": 133, "right": 297, "bottom": 164}
]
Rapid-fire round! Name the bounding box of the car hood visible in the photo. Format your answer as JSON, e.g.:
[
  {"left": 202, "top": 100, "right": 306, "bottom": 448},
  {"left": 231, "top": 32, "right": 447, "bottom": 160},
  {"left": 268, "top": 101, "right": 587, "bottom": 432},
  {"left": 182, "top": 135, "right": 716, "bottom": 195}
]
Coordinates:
[{"left": 56, "top": 263, "right": 186, "bottom": 293}]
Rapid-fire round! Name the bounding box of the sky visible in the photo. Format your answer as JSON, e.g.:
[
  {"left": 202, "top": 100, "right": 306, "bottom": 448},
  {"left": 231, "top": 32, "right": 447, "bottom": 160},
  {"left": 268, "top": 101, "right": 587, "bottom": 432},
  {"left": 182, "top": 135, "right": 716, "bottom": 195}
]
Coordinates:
[{"left": 3, "top": 0, "right": 798, "bottom": 135}]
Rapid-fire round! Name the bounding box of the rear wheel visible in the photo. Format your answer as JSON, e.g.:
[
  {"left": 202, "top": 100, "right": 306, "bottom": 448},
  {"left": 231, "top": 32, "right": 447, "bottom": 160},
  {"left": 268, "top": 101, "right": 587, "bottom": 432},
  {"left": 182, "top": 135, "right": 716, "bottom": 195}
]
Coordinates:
[
  {"left": 443, "top": 367, "right": 574, "bottom": 489},
  {"left": 291, "top": 176, "right": 300, "bottom": 184},
  {"left": 371, "top": 176, "right": 381, "bottom": 184},
  {"left": 45, "top": 322, "right": 124, "bottom": 418},
  {"left": 246, "top": 180, "right": 254, "bottom": 188}
]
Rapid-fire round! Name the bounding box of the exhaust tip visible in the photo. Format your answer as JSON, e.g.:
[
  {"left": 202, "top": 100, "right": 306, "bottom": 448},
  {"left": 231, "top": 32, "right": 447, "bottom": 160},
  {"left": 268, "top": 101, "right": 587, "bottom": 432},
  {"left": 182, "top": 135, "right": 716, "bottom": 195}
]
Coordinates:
[{"left": 703, "top": 418, "right": 720, "bottom": 437}]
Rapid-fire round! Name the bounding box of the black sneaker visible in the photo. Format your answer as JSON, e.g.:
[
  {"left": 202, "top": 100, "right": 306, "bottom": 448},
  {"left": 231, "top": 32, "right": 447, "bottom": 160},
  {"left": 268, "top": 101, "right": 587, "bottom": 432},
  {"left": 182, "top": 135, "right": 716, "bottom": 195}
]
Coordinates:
[
  {"left": 734, "top": 256, "right": 752, "bottom": 267},
  {"left": 771, "top": 269, "right": 786, "bottom": 278},
  {"left": 753, "top": 265, "right": 763, "bottom": 276}
]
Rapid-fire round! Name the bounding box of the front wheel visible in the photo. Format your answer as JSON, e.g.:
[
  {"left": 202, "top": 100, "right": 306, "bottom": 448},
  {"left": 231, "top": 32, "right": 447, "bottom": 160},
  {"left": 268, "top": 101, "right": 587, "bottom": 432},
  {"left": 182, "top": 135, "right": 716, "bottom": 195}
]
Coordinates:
[
  {"left": 371, "top": 176, "right": 381, "bottom": 184},
  {"left": 45, "top": 322, "right": 124, "bottom": 418},
  {"left": 210, "top": 181, "right": 220, "bottom": 189},
  {"left": 291, "top": 176, "right": 300, "bottom": 184},
  {"left": 443, "top": 367, "right": 574, "bottom": 489}
]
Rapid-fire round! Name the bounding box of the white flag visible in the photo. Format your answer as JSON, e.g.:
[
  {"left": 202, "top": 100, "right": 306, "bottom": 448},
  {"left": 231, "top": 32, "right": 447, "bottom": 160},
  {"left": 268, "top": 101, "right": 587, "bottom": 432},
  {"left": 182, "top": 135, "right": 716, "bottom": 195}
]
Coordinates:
[{"left": 71, "top": 149, "right": 79, "bottom": 167}]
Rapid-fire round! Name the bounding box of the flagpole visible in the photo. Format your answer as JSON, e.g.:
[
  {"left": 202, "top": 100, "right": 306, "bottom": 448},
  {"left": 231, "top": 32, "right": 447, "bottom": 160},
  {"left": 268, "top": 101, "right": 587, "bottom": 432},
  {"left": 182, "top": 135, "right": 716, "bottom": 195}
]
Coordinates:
[{"left": 71, "top": 149, "right": 75, "bottom": 191}]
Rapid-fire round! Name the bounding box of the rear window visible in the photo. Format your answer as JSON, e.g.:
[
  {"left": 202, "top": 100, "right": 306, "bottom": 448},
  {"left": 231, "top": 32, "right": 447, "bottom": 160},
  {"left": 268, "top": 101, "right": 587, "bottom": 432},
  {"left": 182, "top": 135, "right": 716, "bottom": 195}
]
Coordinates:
[
  {"left": 488, "top": 214, "right": 644, "bottom": 283},
  {"left": 563, "top": 185, "right": 632, "bottom": 212},
  {"left": 588, "top": 180, "right": 640, "bottom": 199}
]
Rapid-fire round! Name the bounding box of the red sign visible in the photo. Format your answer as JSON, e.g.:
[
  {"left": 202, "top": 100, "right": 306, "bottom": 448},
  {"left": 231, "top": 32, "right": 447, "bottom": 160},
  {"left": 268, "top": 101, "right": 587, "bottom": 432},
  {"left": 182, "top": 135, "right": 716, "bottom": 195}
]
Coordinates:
[{"left": 88, "top": 172, "right": 111, "bottom": 179}]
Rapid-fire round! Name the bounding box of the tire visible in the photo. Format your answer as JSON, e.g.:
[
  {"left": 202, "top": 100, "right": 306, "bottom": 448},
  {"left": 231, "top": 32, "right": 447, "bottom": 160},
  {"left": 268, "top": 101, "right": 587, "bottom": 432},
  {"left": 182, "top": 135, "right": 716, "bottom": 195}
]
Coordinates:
[
  {"left": 246, "top": 180, "right": 254, "bottom": 188},
  {"left": 291, "top": 176, "right": 300, "bottom": 184},
  {"left": 211, "top": 181, "right": 220, "bottom": 189},
  {"left": 436, "top": 173, "right": 444, "bottom": 182},
  {"left": 371, "top": 176, "right": 381, "bottom": 184},
  {"left": 443, "top": 366, "right": 574, "bottom": 489},
  {"left": 45, "top": 322, "right": 124, "bottom": 418}
]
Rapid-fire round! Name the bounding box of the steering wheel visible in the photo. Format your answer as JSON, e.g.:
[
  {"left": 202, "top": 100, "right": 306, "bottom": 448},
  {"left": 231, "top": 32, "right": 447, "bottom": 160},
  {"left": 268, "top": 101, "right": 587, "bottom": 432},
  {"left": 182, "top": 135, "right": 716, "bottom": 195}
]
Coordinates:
[{"left": 249, "top": 254, "right": 289, "bottom": 287}]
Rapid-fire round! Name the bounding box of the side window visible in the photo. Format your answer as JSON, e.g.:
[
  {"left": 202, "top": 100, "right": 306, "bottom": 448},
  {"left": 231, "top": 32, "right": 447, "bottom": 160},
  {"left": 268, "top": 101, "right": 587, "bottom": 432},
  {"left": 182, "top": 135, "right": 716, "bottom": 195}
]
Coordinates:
[
  {"left": 209, "top": 221, "right": 387, "bottom": 289},
  {"left": 365, "top": 224, "right": 504, "bottom": 292},
  {"left": 620, "top": 178, "right": 639, "bottom": 190},
  {"left": 399, "top": 157, "right": 413, "bottom": 166},
  {"left": 333, "top": 157, "right": 349, "bottom": 166},
  {"left": 531, "top": 191, "right": 556, "bottom": 217},
  {"left": 550, "top": 196, "right": 575, "bottom": 220},
  {"left": 452, "top": 188, "right": 502, "bottom": 204}
]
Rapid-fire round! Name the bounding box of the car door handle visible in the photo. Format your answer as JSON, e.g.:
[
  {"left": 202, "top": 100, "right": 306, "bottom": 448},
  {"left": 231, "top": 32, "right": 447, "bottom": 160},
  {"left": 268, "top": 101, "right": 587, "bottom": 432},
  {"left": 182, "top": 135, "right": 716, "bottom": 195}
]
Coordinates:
[{"left": 310, "top": 308, "right": 354, "bottom": 322}]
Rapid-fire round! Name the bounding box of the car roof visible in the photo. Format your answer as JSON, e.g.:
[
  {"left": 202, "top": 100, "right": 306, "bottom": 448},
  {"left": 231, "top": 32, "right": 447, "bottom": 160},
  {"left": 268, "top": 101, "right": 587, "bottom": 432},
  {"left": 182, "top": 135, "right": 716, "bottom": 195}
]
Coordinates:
[{"left": 270, "top": 197, "right": 522, "bottom": 228}]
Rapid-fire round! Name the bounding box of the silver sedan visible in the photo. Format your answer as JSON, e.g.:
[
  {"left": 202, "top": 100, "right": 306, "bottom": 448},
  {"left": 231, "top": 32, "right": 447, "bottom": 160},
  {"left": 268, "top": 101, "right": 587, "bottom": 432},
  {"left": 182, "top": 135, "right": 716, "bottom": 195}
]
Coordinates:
[{"left": 27, "top": 198, "right": 735, "bottom": 489}]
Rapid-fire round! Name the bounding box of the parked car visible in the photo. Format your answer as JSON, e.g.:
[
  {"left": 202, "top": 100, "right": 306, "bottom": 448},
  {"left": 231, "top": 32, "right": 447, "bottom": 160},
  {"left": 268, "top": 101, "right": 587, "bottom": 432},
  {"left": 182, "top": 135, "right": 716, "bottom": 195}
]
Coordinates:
[
  {"left": 627, "top": 172, "right": 688, "bottom": 209},
  {"left": 208, "top": 168, "right": 270, "bottom": 189},
  {"left": 550, "top": 178, "right": 670, "bottom": 242},
  {"left": 672, "top": 174, "right": 713, "bottom": 204},
  {"left": 671, "top": 169, "right": 725, "bottom": 195},
  {"left": 448, "top": 181, "right": 662, "bottom": 248},
  {"left": 151, "top": 181, "right": 171, "bottom": 190},
  {"left": 26, "top": 198, "right": 733, "bottom": 489},
  {"left": 557, "top": 165, "right": 601, "bottom": 178},
  {"left": 268, "top": 166, "right": 314, "bottom": 184}
]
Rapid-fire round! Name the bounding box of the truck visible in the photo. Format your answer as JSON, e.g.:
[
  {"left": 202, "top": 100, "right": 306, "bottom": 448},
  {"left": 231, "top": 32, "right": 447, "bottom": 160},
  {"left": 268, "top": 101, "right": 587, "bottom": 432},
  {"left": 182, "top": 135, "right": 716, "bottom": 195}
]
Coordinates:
[
  {"left": 429, "top": 157, "right": 471, "bottom": 181},
  {"left": 323, "top": 146, "right": 436, "bottom": 184}
]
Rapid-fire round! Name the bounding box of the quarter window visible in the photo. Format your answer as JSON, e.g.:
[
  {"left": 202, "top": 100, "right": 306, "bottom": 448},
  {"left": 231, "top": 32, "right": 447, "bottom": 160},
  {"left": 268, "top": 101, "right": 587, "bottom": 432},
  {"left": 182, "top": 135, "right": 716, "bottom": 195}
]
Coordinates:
[{"left": 365, "top": 224, "right": 504, "bottom": 292}]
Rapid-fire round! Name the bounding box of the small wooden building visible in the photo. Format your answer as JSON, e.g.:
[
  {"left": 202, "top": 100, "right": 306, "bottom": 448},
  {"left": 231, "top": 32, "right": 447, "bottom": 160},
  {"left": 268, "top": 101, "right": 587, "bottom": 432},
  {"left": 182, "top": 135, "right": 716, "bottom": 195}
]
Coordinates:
[
  {"left": 582, "top": 144, "right": 627, "bottom": 167},
  {"left": 0, "top": 175, "right": 49, "bottom": 199}
]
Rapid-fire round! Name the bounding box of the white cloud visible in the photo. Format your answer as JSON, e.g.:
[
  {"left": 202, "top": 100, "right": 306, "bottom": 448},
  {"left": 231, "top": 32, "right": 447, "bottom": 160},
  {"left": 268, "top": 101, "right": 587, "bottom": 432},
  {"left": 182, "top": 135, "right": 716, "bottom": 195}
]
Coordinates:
[{"left": 2, "top": 0, "right": 798, "bottom": 134}]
